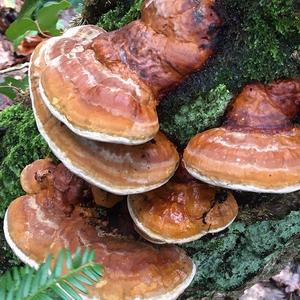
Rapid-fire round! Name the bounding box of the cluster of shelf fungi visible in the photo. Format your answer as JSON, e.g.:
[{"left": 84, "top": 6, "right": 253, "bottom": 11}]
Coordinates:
[{"left": 3, "top": 0, "right": 300, "bottom": 299}]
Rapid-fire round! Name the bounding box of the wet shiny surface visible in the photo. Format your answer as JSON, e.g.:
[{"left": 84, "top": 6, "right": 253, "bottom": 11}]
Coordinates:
[{"left": 129, "top": 179, "right": 238, "bottom": 240}]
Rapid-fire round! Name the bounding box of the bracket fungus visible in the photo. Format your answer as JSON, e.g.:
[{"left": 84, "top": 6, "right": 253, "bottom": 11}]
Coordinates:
[
  {"left": 30, "top": 49, "right": 179, "bottom": 194},
  {"left": 4, "top": 160, "right": 195, "bottom": 300},
  {"left": 128, "top": 163, "right": 238, "bottom": 244},
  {"left": 184, "top": 80, "right": 300, "bottom": 193},
  {"left": 29, "top": 0, "right": 221, "bottom": 144}
]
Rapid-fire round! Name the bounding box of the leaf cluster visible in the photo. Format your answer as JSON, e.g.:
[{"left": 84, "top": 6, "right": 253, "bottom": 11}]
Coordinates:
[
  {"left": 0, "top": 248, "right": 103, "bottom": 300},
  {"left": 0, "top": 76, "right": 29, "bottom": 100},
  {"left": 0, "top": 104, "right": 51, "bottom": 217},
  {"left": 5, "top": 0, "right": 71, "bottom": 47}
]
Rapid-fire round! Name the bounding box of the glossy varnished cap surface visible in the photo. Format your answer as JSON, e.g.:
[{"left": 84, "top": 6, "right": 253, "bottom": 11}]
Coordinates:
[
  {"left": 128, "top": 168, "right": 238, "bottom": 243},
  {"left": 30, "top": 0, "right": 221, "bottom": 143},
  {"left": 5, "top": 161, "right": 195, "bottom": 300},
  {"left": 184, "top": 80, "right": 300, "bottom": 193},
  {"left": 30, "top": 43, "right": 179, "bottom": 194},
  {"left": 31, "top": 26, "right": 158, "bottom": 144}
]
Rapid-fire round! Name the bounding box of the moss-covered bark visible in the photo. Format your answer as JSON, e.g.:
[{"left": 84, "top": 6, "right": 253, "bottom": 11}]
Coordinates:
[
  {"left": 0, "top": 104, "right": 52, "bottom": 218},
  {"left": 82, "top": 0, "right": 143, "bottom": 26}
]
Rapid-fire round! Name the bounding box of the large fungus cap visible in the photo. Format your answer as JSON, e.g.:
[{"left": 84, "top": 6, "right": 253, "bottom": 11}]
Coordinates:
[
  {"left": 30, "top": 57, "right": 179, "bottom": 195},
  {"left": 30, "top": 25, "right": 157, "bottom": 145},
  {"left": 4, "top": 160, "right": 195, "bottom": 300},
  {"left": 128, "top": 164, "right": 238, "bottom": 244},
  {"left": 30, "top": 0, "right": 220, "bottom": 144},
  {"left": 184, "top": 80, "right": 300, "bottom": 193}
]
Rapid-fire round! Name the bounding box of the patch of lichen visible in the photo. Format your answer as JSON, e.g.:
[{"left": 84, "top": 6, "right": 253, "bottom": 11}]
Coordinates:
[
  {"left": 96, "top": 0, "right": 143, "bottom": 31},
  {"left": 0, "top": 104, "right": 51, "bottom": 218},
  {"left": 181, "top": 211, "right": 300, "bottom": 299},
  {"left": 225, "top": 236, "right": 300, "bottom": 299}
]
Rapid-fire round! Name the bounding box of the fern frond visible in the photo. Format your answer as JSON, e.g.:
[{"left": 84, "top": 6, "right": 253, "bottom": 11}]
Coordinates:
[{"left": 0, "top": 248, "right": 103, "bottom": 300}]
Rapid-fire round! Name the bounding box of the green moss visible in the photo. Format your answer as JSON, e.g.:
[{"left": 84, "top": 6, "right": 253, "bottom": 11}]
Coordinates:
[
  {"left": 0, "top": 104, "right": 51, "bottom": 217},
  {"left": 160, "top": 84, "right": 232, "bottom": 148},
  {"left": 97, "top": 0, "right": 143, "bottom": 31},
  {"left": 181, "top": 211, "right": 300, "bottom": 299}
]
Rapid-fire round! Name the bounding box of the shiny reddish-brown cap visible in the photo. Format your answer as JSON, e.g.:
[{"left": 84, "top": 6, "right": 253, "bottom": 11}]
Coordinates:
[
  {"left": 4, "top": 160, "right": 196, "bottom": 299},
  {"left": 30, "top": 25, "right": 158, "bottom": 145},
  {"left": 20, "top": 158, "right": 55, "bottom": 194},
  {"left": 184, "top": 80, "right": 300, "bottom": 193},
  {"left": 30, "top": 45, "right": 179, "bottom": 195},
  {"left": 128, "top": 165, "right": 238, "bottom": 244}
]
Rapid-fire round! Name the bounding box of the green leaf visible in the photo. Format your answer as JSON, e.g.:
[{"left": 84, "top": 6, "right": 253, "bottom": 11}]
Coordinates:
[
  {"left": 12, "top": 30, "right": 38, "bottom": 48},
  {"left": 82, "top": 267, "right": 100, "bottom": 281},
  {"left": 73, "top": 274, "right": 94, "bottom": 286},
  {"left": 53, "top": 249, "right": 65, "bottom": 278},
  {"left": 81, "top": 248, "right": 91, "bottom": 265},
  {"left": 22, "top": 268, "right": 34, "bottom": 297},
  {"left": 39, "top": 255, "right": 52, "bottom": 286},
  {"left": 37, "top": 0, "right": 71, "bottom": 35},
  {"left": 66, "top": 276, "right": 88, "bottom": 294},
  {"left": 18, "top": 0, "right": 40, "bottom": 18},
  {"left": 59, "top": 282, "right": 82, "bottom": 300},
  {"left": 52, "top": 285, "right": 70, "bottom": 299},
  {"left": 72, "top": 248, "right": 82, "bottom": 269},
  {"left": 0, "top": 247, "right": 103, "bottom": 299},
  {"left": 65, "top": 250, "right": 73, "bottom": 270},
  {"left": 0, "top": 76, "right": 29, "bottom": 100},
  {"left": 93, "top": 264, "right": 103, "bottom": 276},
  {"left": 5, "top": 17, "right": 37, "bottom": 42}
]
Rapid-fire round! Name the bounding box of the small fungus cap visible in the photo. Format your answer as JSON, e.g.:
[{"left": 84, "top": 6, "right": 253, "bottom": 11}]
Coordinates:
[
  {"left": 184, "top": 80, "right": 300, "bottom": 193},
  {"left": 20, "top": 158, "right": 55, "bottom": 194},
  {"left": 128, "top": 164, "right": 238, "bottom": 244}
]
